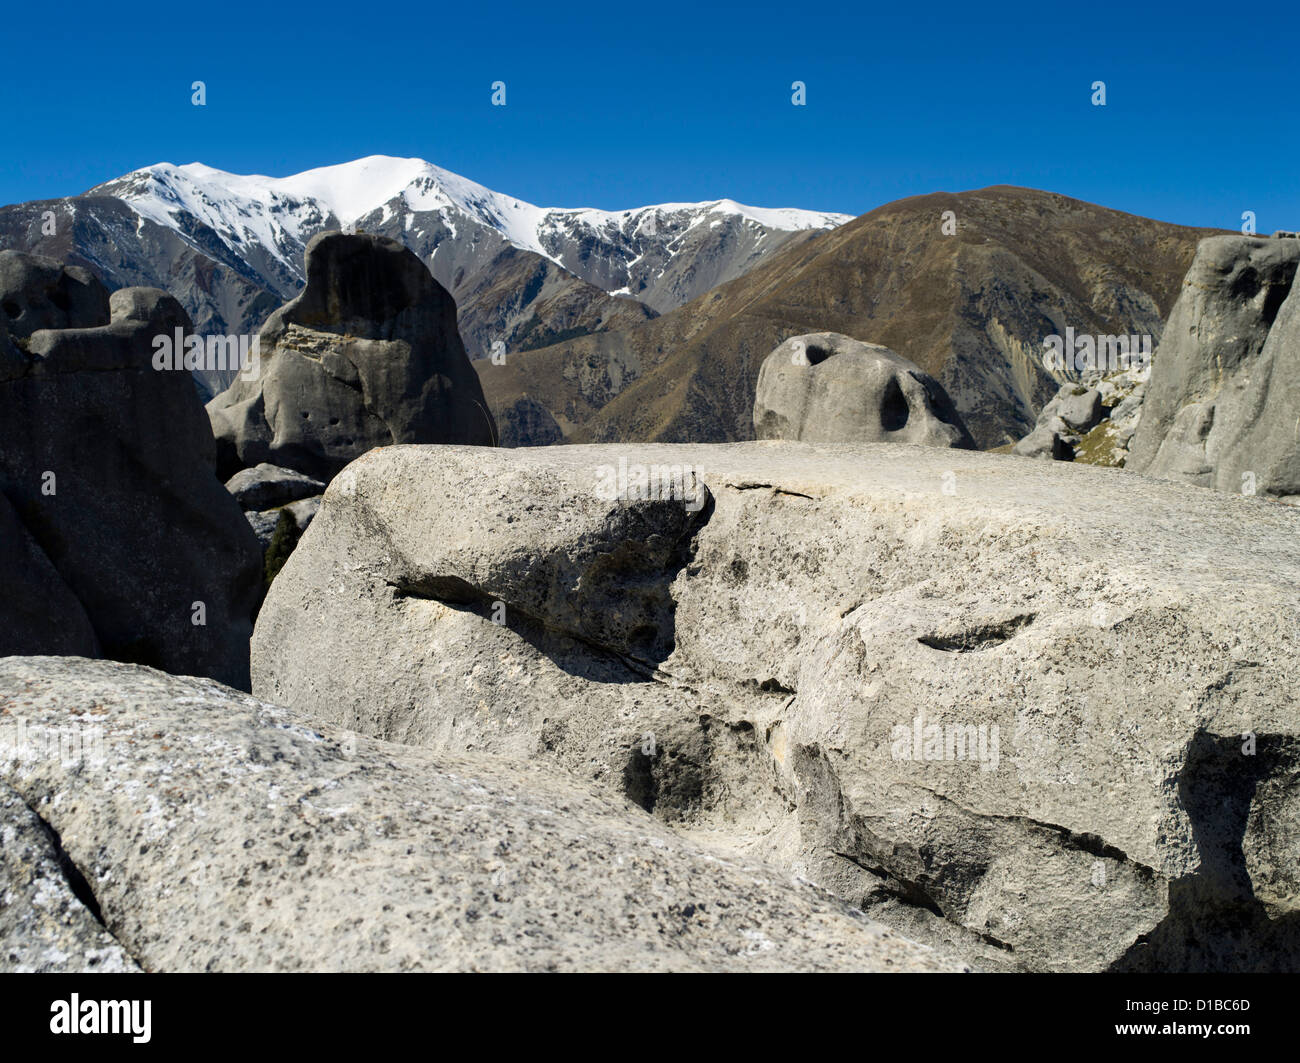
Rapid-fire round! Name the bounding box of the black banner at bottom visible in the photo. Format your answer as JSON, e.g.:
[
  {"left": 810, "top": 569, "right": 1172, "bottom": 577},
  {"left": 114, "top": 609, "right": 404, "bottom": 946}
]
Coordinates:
[{"left": 0, "top": 972, "right": 1292, "bottom": 1050}]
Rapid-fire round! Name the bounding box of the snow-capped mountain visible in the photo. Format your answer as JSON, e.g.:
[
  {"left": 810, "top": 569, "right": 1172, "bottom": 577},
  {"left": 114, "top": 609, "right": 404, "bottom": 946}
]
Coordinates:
[
  {"left": 90, "top": 155, "right": 849, "bottom": 312},
  {"left": 0, "top": 156, "right": 849, "bottom": 395}
]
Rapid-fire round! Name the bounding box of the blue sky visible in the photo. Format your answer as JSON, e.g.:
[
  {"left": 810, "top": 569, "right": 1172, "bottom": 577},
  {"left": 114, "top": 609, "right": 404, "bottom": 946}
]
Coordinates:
[{"left": 4, "top": 0, "right": 1296, "bottom": 230}]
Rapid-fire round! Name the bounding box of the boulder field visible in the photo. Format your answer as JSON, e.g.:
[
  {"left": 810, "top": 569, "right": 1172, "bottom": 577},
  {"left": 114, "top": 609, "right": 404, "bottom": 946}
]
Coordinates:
[{"left": 253, "top": 441, "right": 1300, "bottom": 971}]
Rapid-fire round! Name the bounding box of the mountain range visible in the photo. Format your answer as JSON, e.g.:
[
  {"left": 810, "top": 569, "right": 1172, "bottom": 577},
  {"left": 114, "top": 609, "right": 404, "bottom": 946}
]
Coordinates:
[
  {"left": 477, "top": 187, "right": 1228, "bottom": 448},
  {"left": 0, "top": 156, "right": 847, "bottom": 396}
]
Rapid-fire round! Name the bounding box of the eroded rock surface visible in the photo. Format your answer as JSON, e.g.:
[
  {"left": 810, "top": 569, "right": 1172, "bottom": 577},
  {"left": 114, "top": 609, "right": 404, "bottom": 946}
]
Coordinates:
[
  {"left": 1127, "top": 235, "right": 1300, "bottom": 499},
  {"left": 0, "top": 280, "right": 262, "bottom": 688},
  {"left": 255, "top": 441, "right": 1300, "bottom": 971},
  {"left": 0, "top": 656, "right": 959, "bottom": 973}
]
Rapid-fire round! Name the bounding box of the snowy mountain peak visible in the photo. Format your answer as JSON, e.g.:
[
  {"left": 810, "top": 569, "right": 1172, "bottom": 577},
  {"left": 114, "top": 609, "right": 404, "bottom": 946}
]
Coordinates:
[{"left": 91, "top": 155, "right": 848, "bottom": 271}]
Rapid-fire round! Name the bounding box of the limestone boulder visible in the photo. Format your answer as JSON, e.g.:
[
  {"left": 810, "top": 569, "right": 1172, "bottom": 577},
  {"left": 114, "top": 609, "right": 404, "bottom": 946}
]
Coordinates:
[
  {"left": 207, "top": 232, "right": 497, "bottom": 481},
  {"left": 1127, "top": 235, "right": 1300, "bottom": 499},
  {"left": 254, "top": 441, "right": 1300, "bottom": 971},
  {"left": 1012, "top": 383, "right": 1105, "bottom": 461},
  {"left": 753, "top": 332, "right": 975, "bottom": 448},
  {"left": 0, "top": 656, "right": 959, "bottom": 973},
  {"left": 0, "top": 783, "right": 140, "bottom": 973}
]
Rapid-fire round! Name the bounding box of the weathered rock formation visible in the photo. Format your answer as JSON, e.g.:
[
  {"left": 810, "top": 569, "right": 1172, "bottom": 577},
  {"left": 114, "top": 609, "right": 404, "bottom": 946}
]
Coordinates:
[
  {"left": 0, "top": 250, "right": 110, "bottom": 337},
  {"left": 754, "top": 333, "right": 974, "bottom": 448},
  {"left": 0, "top": 257, "right": 262, "bottom": 688},
  {"left": 255, "top": 441, "right": 1300, "bottom": 972},
  {"left": 1127, "top": 235, "right": 1300, "bottom": 500},
  {"left": 207, "top": 233, "right": 497, "bottom": 481},
  {"left": 1, "top": 782, "right": 140, "bottom": 973},
  {"left": 0, "top": 656, "right": 960, "bottom": 973}
]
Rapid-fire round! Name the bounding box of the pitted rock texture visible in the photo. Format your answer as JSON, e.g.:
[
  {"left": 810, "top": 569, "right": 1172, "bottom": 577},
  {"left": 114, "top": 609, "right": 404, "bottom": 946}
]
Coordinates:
[
  {"left": 0, "top": 282, "right": 262, "bottom": 688},
  {"left": 207, "top": 232, "right": 496, "bottom": 481},
  {"left": 0, "top": 783, "right": 140, "bottom": 973},
  {"left": 0, "top": 656, "right": 959, "bottom": 973},
  {"left": 753, "top": 333, "right": 975, "bottom": 449},
  {"left": 255, "top": 441, "right": 1300, "bottom": 972},
  {"left": 1127, "top": 235, "right": 1300, "bottom": 499}
]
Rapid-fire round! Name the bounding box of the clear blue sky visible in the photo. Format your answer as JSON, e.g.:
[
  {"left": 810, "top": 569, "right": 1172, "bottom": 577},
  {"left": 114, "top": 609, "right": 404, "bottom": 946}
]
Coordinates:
[{"left": 4, "top": 0, "right": 1295, "bottom": 230}]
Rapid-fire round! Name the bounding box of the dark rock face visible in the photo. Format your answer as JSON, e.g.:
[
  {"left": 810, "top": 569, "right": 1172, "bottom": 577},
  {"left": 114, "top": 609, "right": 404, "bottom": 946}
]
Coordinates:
[
  {"left": 0, "top": 268, "right": 263, "bottom": 689},
  {"left": 753, "top": 332, "right": 975, "bottom": 449},
  {"left": 498, "top": 396, "right": 565, "bottom": 447},
  {"left": 0, "top": 250, "right": 110, "bottom": 339},
  {"left": 1127, "top": 236, "right": 1300, "bottom": 499},
  {"left": 207, "top": 233, "right": 497, "bottom": 481}
]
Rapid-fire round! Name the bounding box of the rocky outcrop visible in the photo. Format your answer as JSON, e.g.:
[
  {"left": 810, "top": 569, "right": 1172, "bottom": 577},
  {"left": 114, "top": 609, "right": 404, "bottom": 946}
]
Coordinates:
[
  {"left": 1127, "top": 235, "right": 1300, "bottom": 499},
  {"left": 255, "top": 441, "right": 1300, "bottom": 972},
  {"left": 754, "top": 333, "right": 974, "bottom": 448},
  {"left": 224, "top": 463, "right": 324, "bottom": 511},
  {"left": 207, "top": 233, "right": 497, "bottom": 481},
  {"left": 0, "top": 266, "right": 262, "bottom": 689},
  {"left": 1012, "top": 383, "right": 1105, "bottom": 460},
  {"left": 0, "top": 656, "right": 960, "bottom": 973}
]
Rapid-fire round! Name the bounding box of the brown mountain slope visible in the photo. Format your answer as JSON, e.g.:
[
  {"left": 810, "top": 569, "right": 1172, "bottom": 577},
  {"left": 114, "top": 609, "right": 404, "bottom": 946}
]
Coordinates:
[{"left": 476, "top": 187, "right": 1227, "bottom": 448}]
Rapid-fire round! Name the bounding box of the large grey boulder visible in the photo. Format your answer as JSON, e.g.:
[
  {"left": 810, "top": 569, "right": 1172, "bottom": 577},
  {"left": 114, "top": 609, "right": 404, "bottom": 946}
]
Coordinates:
[
  {"left": 0, "top": 250, "right": 110, "bottom": 339},
  {"left": 0, "top": 656, "right": 959, "bottom": 973},
  {"left": 1127, "top": 235, "right": 1300, "bottom": 499},
  {"left": 207, "top": 232, "right": 497, "bottom": 481},
  {"left": 754, "top": 332, "right": 974, "bottom": 448},
  {"left": 0, "top": 283, "right": 263, "bottom": 689},
  {"left": 255, "top": 441, "right": 1300, "bottom": 972}
]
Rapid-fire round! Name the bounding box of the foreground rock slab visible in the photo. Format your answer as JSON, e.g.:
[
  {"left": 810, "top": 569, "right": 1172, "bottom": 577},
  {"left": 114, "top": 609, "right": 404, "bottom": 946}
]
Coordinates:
[
  {"left": 0, "top": 657, "right": 958, "bottom": 973},
  {"left": 256, "top": 441, "right": 1300, "bottom": 971},
  {"left": 0, "top": 783, "right": 140, "bottom": 973}
]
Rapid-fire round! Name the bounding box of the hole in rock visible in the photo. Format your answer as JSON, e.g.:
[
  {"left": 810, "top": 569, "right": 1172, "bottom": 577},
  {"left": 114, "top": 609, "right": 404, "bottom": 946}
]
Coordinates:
[{"left": 880, "top": 377, "right": 910, "bottom": 432}]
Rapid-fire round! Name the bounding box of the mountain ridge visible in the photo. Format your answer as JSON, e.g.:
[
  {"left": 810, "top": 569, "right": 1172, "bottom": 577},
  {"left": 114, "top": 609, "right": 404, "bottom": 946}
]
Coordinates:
[{"left": 0, "top": 155, "right": 847, "bottom": 395}]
